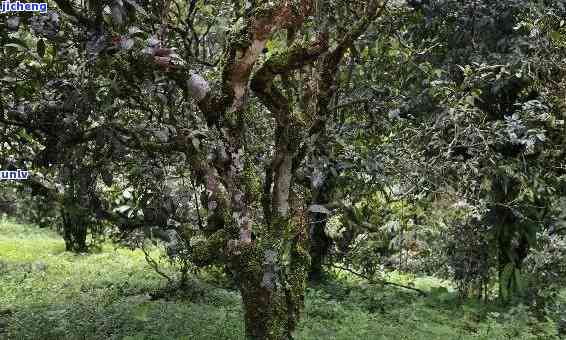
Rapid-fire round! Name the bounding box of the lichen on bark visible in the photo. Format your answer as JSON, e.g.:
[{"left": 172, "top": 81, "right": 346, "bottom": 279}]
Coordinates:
[
  {"left": 175, "top": 1, "right": 387, "bottom": 339},
  {"left": 233, "top": 216, "right": 310, "bottom": 340},
  {"left": 191, "top": 229, "right": 231, "bottom": 267}
]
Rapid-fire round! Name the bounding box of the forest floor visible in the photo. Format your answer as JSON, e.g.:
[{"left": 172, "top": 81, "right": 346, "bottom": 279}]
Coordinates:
[{"left": 0, "top": 219, "right": 562, "bottom": 340}]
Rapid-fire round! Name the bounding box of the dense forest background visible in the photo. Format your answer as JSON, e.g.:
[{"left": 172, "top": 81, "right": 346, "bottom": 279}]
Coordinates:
[{"left": 1, "top": 0, "right": 565, "bottom": 339}]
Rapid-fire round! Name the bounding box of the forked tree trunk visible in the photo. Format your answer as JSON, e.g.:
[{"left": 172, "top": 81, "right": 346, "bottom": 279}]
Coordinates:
[{"left": 145, "top": 1, "right": 386, "bottom": 337}]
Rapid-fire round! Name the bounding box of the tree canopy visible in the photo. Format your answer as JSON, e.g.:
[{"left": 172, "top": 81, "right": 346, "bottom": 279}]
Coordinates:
[{"left": 1, "top": 0, "right": 565, "bottom": 339}]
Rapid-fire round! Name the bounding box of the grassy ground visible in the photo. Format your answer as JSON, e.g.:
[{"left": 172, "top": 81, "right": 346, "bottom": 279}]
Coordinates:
[{"left": 0, "top": 219, "right": 561, "bottom": 340}]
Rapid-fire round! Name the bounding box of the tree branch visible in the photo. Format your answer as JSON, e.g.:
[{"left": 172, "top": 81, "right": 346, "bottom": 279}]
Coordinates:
[
  {"left": 251, "top": 38, "right": 328, "bottom": 123},
  {"left": 332, "top": 264, "right": 428, "bottom": 296},
  {"left": 294, "top": 1, "right": 388, "bottom": 170}
]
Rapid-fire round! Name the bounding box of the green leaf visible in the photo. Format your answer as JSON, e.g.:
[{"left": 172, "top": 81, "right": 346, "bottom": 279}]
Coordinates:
[{"left": 550, "top": 31, "right": 562, "bottom": 42}]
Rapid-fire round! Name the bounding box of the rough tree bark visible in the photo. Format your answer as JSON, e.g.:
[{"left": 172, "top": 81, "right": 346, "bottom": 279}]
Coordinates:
[
  {"left": 226, "top": 2, "right": 385, "bottom": 338},
  {"left": 50, "top": 0, "right": 387, "bottom": 338},
  {"left": 304, "top": 0, "right": 387, "bottom": 283}
]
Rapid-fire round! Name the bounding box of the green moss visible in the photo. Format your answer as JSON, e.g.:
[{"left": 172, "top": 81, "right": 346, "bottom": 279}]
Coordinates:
[
  {"left": 237, "top": 243, "right": 263, "bottom": 278},
  {"left": 222, "top": 204, "right": 240, "bottom": 237},
  {"left": 224, "top": 108, "right": 240, "bottom": 127},
  {"left": 205, "top": 192, "right": 230, "bottom": 234},
  {"left": 192, "top": 230, "right": 230, "bottom": 267},
  {"left": 235, "top": 217, "right": 311, "bottom": 338},
  {"left": 259, "top": 216, "right": 290, "bottom": 250},
  {"left": 242, "top": 157, "right": 262, "bottom": 202},
  {"left": 179, "top": 224, "right": 196, "bottom": 241},
  {"left": 232, "top": 28, "right": 253, "bottom": 50},
  {"left": 286, "top": 219, "right": 311, "bottom": 332},
  {"left": 236, "top": 222, "right": 285, "bottom": 337}
]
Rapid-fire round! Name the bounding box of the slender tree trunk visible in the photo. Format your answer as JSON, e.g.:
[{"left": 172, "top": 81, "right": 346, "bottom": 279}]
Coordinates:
[
  {"left": 497, "top": 228, "right": 512, "bottom": 298},
  {"left": 308, "top": 211, "right": 331, "bottom": 282},
  {"left": 62, "top": 207, "right": 88, "bottom": 253},
  {"left": 307, "top": 151, "right": 334, "bottom": 282}
]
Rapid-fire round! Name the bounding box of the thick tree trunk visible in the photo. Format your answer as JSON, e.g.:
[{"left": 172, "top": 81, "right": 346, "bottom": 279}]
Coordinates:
[
  {"left": 497, "top": 228, "right": 513, "bottom": 298},
  {"left": 62, "top": 208, "right": 88, "bottom": 252},
  {"left": 497, "top": 225, "right": 530, "bottom": 299},
  {"left": 237, "top": 219, "right": 309, "bottom": 340},
  {"left": 164, "top": 2, "right": 385, "bottom": 337},
  {"left": 239, "top": 268, "right": 300, "bottom": 340}
]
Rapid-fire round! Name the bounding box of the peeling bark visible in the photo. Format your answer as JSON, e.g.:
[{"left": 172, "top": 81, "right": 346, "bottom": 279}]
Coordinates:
[
  {"left": 144, "top": 1, "right": 389, "bottom": 338},
  {"left": 272, "top": 150, "right": 293, "bottom": 217}
]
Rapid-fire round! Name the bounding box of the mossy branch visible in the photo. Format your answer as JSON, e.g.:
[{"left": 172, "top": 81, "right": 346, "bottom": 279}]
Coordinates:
[
  {"left": 251, "top": 39, "right": 328, "bottom": 123},
  {"left": 141, "top": 243, "right": 174, "bottom": 284},
  {"left": 294, "top": 1, "right": 388, "bottom": 170}
]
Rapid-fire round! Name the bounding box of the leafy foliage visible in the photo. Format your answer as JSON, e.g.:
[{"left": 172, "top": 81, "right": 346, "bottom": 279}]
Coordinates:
[{"left": 0, "top": 0, "right": 565, "bottom": 337}]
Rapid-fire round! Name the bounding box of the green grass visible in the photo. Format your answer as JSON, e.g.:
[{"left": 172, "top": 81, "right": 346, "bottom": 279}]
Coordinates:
[{"left": 0, "top": 219, "right": 562, "bottom": 339}]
